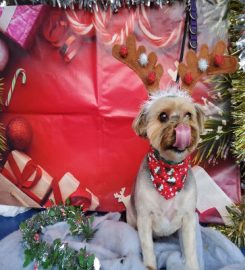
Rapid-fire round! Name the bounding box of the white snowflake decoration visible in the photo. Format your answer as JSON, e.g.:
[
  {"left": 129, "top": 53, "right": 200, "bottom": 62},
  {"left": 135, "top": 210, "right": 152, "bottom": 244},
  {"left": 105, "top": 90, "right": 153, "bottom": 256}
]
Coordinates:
[{"left": 138, "top": 53, "right": 148, "bottom": 67}]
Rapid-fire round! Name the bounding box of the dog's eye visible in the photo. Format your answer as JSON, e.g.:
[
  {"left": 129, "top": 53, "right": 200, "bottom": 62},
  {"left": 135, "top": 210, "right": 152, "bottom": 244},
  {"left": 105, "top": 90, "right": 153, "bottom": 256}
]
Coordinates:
[
  {"left": 185, "top": 112, "right": 192, "bottom": 119},
  {"left": 159, "top": 112, "right": 168, "bottom": 123}
]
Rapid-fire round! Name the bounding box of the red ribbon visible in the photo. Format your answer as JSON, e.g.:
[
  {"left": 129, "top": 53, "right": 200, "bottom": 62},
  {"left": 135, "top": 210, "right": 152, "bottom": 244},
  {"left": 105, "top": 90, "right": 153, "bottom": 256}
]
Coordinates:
[
  {"left": 69, "top": 188, "right": 92, "bottom": 211},
  {"left": 43, "top": 182, "right": 93, "bottom": 209},
  {"left": 48, "top": 179, "right": 92, "bottom": 211},
  {"left": 2, "top": 152, "right": 50, "bottom": 205},
  {"left": 50, "top": 179, "right": 63, "bottom": 205}
]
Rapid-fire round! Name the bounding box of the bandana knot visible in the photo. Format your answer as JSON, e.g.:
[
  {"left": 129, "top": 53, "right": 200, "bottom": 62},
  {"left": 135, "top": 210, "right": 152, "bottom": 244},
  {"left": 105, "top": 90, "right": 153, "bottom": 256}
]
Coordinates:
[{"left": 147, "top": 147, "right": 190, "bottom": 200}]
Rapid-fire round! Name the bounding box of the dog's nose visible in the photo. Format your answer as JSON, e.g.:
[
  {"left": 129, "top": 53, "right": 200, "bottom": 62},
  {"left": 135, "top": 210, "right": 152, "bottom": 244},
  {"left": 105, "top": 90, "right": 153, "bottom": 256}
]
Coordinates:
[{"left": 170, "top": 114, "right": 180, "bottom": 123}]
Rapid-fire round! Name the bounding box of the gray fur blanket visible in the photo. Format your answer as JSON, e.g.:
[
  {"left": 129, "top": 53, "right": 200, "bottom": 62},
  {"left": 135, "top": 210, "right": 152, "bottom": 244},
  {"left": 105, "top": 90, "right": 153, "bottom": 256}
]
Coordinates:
[{"left": 0, "top": 212, "right": 244, "bottom": 270}]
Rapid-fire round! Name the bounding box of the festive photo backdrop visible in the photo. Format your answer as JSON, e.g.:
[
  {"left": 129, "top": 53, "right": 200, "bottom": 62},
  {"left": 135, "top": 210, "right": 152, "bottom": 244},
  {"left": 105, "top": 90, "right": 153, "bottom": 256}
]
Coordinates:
[
  {"left": 0, "top": 0, "right": 243, "bottom": 231},
  {"left": 0, "top": 1, "right": 244, "bottom": 269}
]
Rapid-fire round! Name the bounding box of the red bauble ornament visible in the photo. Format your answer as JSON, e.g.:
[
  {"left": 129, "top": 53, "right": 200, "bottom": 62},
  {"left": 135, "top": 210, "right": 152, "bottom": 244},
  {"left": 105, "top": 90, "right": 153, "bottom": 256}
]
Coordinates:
[
  {"left": 214, "top": 54, "right": 224, "bottom": 67},
  {"left": 183, "top": 72, "right": 193, "bottom": 85},
  {"left": 0, "top": 39, "right": 9, "bottom": 72},
  {"left": 34, "top": 263, "right": 39, "bottom": 270},
  {"left": 34, "top": 233, "right": 40, "bottom": 242},
  {"left": 119, "top": 45, "right": 128, "bottom": 58},
  {"left": 6, "top": 117, "right": 33, "bottom": 151},
  {"left": 147, "top": 71, "right": 156, "bottom": 84}
]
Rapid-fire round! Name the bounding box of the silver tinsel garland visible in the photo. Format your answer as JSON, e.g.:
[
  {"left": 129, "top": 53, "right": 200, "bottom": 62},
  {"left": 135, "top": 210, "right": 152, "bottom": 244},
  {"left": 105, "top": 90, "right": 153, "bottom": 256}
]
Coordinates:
[
  {"left": 237, "top": 33, "right": 245, "bottom": 72},
  {"left": 235, "top": 11, "right": 245, "bottom": 72},
  {"left": 27, "top": 0, "right": 177, "bottom": 12}
]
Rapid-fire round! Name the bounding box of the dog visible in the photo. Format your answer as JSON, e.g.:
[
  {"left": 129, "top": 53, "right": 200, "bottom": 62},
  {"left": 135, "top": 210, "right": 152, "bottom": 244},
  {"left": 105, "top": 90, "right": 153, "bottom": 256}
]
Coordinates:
[{"left": 126, "top": 86, "right": 205, "bottom": 270}]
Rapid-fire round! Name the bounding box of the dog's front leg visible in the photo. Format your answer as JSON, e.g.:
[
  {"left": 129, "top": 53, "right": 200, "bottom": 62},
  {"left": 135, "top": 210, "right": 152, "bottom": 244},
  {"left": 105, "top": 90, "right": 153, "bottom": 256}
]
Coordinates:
[
  {"left": 180, "top": 214, "right": 200, "bottom": 270},
  {"left": 137, "top": 215, "right": 156, "bottom": 270}
]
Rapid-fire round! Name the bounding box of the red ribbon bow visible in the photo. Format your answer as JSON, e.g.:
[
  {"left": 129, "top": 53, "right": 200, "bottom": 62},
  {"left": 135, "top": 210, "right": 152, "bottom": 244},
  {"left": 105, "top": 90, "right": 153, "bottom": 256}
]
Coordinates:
[
  {"left": 69, "top": 188, "right": 92, "bottom": 211},
  {"left": 42, "top": 13, "right": 83, "bottom": 62},
  {"left": 2, "top": 152, "right": 51, "bottom": 205},
  {"left": 50, "top": 179, "right": 92, "bottom": 211}
]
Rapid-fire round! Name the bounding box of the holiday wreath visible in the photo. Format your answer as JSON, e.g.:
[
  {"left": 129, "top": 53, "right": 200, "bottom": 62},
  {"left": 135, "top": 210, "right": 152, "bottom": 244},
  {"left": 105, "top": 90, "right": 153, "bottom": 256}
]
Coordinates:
[{"left": 20, "top": 205, "right": 97, "bottom": 269}]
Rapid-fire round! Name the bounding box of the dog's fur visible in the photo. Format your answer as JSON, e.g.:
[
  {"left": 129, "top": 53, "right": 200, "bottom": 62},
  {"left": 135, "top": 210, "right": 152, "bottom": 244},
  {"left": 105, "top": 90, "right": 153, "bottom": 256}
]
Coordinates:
[{"left": 127, "top": 88, "right": 205, "bottom": 270}]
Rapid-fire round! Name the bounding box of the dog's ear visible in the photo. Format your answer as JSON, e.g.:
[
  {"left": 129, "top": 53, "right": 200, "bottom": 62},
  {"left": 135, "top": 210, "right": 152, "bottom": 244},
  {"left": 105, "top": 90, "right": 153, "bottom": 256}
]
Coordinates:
[
  {"left": 195, "top": 104, "right": 206, "bottom": 134},
  {"left": 132, "top": 106, "right": 148, "bottom": 138}
]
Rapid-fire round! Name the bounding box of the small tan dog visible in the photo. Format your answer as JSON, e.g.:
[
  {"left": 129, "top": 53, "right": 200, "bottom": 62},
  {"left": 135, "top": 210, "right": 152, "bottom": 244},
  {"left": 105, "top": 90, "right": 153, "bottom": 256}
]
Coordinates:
[{"left": 127, "top": 86, "right": 205, "bottom": 270}]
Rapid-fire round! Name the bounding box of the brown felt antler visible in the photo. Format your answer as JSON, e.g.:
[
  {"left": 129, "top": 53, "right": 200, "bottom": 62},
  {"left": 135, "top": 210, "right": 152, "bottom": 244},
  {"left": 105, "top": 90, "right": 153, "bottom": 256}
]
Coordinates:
[
  {"left": 178, "top": 40, "right": 238, "bottom": 91},
  {"left": 112, "top": 34, "right": 163, "bottom": 93}
]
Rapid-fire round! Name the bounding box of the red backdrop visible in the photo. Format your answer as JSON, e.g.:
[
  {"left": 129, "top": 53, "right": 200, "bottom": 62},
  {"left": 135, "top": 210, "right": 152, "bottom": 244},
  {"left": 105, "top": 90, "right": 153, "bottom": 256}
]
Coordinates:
[{"left": 0, "top": 5, "right": 240, "bottom": 217}]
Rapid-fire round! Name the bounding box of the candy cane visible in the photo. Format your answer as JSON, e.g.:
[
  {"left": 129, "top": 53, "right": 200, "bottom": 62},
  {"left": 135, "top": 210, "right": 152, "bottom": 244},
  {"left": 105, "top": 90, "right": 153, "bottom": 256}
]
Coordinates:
[
  {"left": 93, "top": 9, "right": 135, "bottom": 45},
  {"left": 5, "top": 68, "right": 26, "bottom": 107},
  {"left": 138, "top": 5, "right": 184, "bottom": 48}
]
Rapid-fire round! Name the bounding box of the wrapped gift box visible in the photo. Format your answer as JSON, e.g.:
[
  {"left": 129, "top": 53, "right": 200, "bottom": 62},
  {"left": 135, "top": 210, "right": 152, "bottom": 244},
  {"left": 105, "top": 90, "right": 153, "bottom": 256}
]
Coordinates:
[
  {"left": 48, "top": 172, "right": 99, "bottom": 211},
  {"left": 0, "top": 150, "right": 53, "bottom": 206},
  {"left": 0, "top": 5, "right": 46, "bottom": 49},
  {"left": 0, "top": 175, "right": 41, "bottom": 208},
  {"left": 0, "top": 150, "right": 100, "bottom": 210}
]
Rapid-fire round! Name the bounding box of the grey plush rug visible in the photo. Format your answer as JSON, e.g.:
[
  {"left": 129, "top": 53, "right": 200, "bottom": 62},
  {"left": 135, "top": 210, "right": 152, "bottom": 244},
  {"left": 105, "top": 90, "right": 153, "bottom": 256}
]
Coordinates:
[{"left": 0, "top": 212, "right": 244, "bottom": 270}]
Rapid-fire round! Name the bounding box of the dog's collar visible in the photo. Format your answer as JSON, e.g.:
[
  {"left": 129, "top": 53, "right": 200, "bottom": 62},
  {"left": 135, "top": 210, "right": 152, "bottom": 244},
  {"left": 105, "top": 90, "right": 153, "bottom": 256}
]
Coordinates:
[
  {"left": 147, "top": 147, "right": 190, "bottom": 200},
  {"left": 151, "top": 148, "right": 182, "bottom": 165}
]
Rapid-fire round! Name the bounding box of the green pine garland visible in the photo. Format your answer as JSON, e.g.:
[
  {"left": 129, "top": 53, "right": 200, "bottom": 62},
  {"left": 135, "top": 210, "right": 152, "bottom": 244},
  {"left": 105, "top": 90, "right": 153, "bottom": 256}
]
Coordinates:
[
  {"left": 20, "top": 205, "right": 96, "bottom": 270},
  {"left": 193, "top": 74, "right": 233, "bottom": 165},
  {"left": 204, "top": 0, "right": 245, "bottom": 247},
  {"left": 194, "top": 0, "right": 245, "bottom": 171}
]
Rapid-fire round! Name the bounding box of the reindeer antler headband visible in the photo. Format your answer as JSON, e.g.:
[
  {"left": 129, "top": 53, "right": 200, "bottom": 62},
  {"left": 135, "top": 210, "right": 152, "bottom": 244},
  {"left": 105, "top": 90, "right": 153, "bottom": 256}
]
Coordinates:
[
  {"left": 178, "top": 41, "right": 238, "bottom": 91},
  {"left": 112, "top": 35, "right": 238, "bottom": 95},
  {"left": 112, "top": 35, "right": 163, "bottom": 93}
]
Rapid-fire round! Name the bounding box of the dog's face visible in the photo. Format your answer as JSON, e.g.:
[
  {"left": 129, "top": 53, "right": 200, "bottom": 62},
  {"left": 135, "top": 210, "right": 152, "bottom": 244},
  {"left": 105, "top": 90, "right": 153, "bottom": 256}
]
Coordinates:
[{"left": 133, "top": 92, "right": 205, "bottom": 163}]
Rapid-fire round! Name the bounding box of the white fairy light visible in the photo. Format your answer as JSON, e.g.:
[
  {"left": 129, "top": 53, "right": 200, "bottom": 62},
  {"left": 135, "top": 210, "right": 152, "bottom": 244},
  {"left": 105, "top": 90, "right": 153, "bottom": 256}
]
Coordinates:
[
  {"left": 222, "top": 120, "right": 227, "bottom": 126},
  {"left": 217, "top": 126, "right": 223, "bottom": 133}
]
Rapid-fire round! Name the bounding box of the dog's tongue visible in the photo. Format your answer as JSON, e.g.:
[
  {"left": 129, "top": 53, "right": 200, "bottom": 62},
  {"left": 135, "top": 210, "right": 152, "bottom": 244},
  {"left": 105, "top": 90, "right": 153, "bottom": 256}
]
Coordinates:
[{"left": 173, "top": 124, "right": 191, "bottom": 150}]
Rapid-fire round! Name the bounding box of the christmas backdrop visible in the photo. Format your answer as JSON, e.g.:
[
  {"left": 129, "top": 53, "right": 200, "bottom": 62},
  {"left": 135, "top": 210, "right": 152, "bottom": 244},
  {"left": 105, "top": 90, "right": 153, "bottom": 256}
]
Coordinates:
[{"left": 0, "top": 2, "right": 241, "bottom": 224}]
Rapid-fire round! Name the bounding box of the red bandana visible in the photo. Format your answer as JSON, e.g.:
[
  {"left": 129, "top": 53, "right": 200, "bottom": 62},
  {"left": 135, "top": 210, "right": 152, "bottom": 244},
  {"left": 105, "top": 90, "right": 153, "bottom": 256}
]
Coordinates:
[{"left": 147, "top": 147, "right": 190, "bottom": 200}]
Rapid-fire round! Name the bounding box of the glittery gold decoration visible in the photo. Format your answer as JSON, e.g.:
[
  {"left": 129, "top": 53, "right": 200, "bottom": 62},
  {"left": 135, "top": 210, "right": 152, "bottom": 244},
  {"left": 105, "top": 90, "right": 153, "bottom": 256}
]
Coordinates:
[
  {"left": 229, "top": 0, "right": 245, "bottom": 163},
  {"left": 210, "top": 197, "right": 245, "bottom": 248}
]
